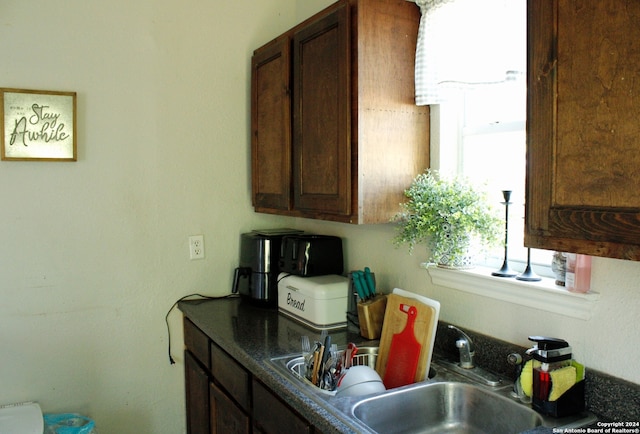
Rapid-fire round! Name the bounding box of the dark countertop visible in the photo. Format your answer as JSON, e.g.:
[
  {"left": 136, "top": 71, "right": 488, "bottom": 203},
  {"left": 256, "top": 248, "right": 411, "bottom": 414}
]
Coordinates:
[{"left": 178, "top": 297, "right": 636, "bottom": 433}]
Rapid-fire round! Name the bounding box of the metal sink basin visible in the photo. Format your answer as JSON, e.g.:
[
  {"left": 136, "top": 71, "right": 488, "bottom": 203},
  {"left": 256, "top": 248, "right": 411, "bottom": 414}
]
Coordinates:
[
  {"left": 351, "top": 381, "right": 543, "bottom": 434},
  {"left": 267, "top": 350, "right": 597, "bottom": 433}
]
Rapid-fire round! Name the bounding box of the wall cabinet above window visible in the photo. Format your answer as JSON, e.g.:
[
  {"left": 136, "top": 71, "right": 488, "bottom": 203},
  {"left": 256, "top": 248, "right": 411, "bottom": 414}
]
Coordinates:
[
  {"left": 251, "top": 0, "right": 429, "bottom": 224},
  {"left": 526, "top": 0, "right": 640, "bottom": 260}
]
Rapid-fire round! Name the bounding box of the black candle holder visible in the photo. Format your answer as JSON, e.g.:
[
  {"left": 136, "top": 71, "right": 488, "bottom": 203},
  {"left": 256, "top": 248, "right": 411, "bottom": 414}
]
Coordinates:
[
  {"left": 492, "top": 190, "right": 517, "bottom": 278},
  {"left": 516, "top": 248, "right": 542, "bottom": 281}
]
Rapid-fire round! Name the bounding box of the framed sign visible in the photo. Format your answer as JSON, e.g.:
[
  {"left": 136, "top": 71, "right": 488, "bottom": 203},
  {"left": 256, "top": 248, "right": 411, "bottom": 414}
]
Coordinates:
[{"left": 1, "top": 88, "right": 77, "bottom": 161}]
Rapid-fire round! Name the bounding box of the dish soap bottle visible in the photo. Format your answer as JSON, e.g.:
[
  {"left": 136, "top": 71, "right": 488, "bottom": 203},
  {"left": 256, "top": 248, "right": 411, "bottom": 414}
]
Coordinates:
[
  {"left": 526, "top": 336, "right": 573, "bottom": 414},
  {"left": 564, "top": 253, "right": 592, "bottom": 293}
]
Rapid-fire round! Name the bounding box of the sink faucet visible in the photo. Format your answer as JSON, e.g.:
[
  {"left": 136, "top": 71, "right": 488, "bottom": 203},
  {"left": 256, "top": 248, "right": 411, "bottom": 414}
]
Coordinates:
[
  {"left": 448, "top": 325, "right": 475, "bottom": 369},
  {"left": 507, "top": 352, "right": 531, "bottom": 403},
  {"left": 438, "top": 325, "right": 502, "bottom": 387}
]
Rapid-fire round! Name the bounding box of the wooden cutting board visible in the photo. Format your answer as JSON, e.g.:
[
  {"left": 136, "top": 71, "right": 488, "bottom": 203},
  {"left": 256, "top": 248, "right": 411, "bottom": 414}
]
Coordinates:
[
  {"left": 383, "top": 304, "right": 421, "bottom": 388},
  {"left": 375, "top": 293, "right": 438, "bottom": 386}
]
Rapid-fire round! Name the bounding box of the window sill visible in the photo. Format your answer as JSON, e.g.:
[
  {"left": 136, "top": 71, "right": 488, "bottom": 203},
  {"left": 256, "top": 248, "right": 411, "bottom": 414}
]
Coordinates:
[{"left": 424, "top": 264, "right": 600, "bottom": 320}]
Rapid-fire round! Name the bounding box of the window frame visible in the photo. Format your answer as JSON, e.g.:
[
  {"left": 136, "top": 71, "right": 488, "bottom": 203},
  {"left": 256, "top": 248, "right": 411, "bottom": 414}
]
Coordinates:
[{"left": 430, "top": 98, "right": 554, "bottom": 278}]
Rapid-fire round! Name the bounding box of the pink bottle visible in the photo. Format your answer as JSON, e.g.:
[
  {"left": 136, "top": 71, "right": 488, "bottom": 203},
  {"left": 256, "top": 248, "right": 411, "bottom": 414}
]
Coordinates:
[{"left": 565, "top": 254, "right": 592, "bottom": 293}]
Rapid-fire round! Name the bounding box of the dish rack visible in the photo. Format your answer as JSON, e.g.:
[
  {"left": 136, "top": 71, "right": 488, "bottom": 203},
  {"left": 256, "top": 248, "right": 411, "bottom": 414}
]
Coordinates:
[
  {"left": 345, "top": 346, "right": 378, "bottom": 369},
  {"left": 287, "top": 346, "right": 379, "bottom": 395}
]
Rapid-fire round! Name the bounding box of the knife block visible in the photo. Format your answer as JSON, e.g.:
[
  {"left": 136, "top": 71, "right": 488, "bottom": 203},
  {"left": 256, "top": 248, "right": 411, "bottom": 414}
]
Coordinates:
[{"left": 357, "top": 294, "right": 388, "bottom": 339}]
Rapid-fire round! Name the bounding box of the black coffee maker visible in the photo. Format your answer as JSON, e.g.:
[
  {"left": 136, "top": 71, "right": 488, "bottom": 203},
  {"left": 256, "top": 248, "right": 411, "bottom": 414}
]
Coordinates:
[{"left": 232, "top": 229, "right": 302, "bottom": 306}]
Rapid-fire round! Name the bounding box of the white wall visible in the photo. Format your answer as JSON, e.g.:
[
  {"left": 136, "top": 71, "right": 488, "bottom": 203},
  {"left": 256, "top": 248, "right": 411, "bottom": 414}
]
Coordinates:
[
  {"left": 0, "top": 1, "right": 296, "bottom": 432},
  {"left": 1, "top": 0, "right": 638, "bottom": 432}
]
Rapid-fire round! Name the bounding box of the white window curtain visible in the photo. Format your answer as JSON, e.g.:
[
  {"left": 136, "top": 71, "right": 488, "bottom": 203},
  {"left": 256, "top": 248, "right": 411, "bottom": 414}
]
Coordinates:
[{"left": 413, "top": 0, "right": 526, "bottom": 105}]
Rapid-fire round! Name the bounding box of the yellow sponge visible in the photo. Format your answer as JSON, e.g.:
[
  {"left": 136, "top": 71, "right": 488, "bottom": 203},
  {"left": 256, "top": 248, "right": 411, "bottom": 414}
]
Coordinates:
[
  {"left": 520, "top": 359, "right": 533, "bottom": 397},
  {"left": 549, "top": 366, "right": 577, "bottom": 401}
]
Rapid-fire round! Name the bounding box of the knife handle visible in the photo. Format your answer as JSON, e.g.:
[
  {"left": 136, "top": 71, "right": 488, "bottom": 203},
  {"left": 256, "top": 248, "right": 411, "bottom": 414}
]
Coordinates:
[
  {"left": 353, "top": 272, "right": 366, "bottom": 301},
  {"left": 322, "top": 336, "right": 331, "bottom": 365},
  {"left": 364, "top": 267, "right": 376, "bottom": 296},
  {"left": 357, "top": 271, "right": 372, "bottom": 299},
  {"left": 311, "top": 350, "right": 321, "bottom": 385}
]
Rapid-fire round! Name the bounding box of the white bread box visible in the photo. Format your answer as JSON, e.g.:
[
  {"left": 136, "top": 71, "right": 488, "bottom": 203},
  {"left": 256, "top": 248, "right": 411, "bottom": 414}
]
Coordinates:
[{"left": 278, "top": 273, "right": 349, "bottom": 330}]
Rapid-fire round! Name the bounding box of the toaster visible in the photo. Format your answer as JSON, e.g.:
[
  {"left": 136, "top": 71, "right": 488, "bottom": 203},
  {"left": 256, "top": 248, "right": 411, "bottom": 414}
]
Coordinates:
[{"left": 279, "top": 235, "right": 343, "bottom": 276}]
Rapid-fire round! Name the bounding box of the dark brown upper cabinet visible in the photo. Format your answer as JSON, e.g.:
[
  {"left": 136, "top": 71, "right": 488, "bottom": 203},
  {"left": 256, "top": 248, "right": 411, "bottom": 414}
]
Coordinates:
[
  {"left": 526, "top": 0, "right": 640, "bottom": 260},
  {"left": 251, "top": 36, "right": 292, "bottom": 212},
  {"left": 251, "top": 0, "right": 429, "bottom": 224}
]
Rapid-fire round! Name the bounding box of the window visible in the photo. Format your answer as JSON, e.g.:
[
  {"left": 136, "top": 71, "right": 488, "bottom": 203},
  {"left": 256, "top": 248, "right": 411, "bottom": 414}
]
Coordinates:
[
  {"left": 433, "top": 81, "right": 553, "bottom": 275},
  {"left": 417, "top": 0, "right": 553, "bottom": 276}
]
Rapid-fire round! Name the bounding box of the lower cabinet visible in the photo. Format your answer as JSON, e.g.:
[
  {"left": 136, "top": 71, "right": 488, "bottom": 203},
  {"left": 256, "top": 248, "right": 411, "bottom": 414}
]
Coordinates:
[
  {"left": 252, "top": 379, "right": 311, "bottom": 434},
  {"left": 185, "top": 350, "right": 211, "bottom": 434},
  {"left": 210, "top": 381, "right": 250, "bottom": 434},
  {"left": 183, "top": 317, "right": 322, "bottom": 434}
]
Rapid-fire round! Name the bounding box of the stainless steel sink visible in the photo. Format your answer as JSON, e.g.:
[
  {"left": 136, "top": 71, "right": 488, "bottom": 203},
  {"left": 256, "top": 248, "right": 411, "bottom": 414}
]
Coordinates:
[
  {"left": 267, "top": 350, "right": 598, "bottom": 433},
  {"left": 351, "top": 381, "right": 542, "bottom": 434}
]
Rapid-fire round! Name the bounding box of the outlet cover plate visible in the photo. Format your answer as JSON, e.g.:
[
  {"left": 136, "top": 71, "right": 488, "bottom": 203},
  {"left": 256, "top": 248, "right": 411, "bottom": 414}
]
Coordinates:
[{"left": 189, "top": 235, "right": 205, "bottom": 260}]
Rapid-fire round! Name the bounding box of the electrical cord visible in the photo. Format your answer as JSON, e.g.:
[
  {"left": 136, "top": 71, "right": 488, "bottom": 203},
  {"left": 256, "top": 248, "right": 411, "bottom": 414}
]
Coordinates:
[{"left": 165, "top": 293, "right": 239, "bottom": 365}]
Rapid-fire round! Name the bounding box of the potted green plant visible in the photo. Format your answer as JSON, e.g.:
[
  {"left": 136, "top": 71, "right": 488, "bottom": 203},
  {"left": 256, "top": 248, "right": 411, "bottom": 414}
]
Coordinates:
[{"left": 393, "top": 169, "right": 502, "bottom": 269}]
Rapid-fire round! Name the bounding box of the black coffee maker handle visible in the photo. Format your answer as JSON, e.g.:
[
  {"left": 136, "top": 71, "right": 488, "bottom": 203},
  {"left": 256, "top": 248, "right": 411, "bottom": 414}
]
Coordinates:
[{"left": 232, "top": 267, "right": 251, "bottom": 294}]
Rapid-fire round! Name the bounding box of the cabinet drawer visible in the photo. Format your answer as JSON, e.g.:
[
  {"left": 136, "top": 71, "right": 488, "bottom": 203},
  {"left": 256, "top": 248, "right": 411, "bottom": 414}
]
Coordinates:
[
  {"left": 253, "top": 379, "right": 311, "bottom": 434},
  {"left": 184, "top": 318, "right": 210, "bottom": 369},
  {"left": 210, "top": 342, "right": 250, "bottom": 412}
]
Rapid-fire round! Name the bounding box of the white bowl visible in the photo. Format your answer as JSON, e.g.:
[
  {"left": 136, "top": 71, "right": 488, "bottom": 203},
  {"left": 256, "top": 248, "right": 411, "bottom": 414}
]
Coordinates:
[{"left": 336, "top": 366, "right": 385, "bottom": 397}]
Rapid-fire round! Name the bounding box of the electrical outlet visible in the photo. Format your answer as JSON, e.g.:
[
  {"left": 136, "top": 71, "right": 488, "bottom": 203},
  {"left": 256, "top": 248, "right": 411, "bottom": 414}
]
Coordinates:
[{"left": 189, "top": 235, "right": 205, "bottom": 260}]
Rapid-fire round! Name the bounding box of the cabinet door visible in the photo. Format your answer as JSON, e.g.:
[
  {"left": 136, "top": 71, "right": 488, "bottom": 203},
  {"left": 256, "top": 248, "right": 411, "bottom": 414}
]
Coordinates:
[
  {"left": 210, "top": 382, "right": 250, "bottom": 434},
  {"left": 292, "top": 4, "right": 351, "bottom": 216},
  {"left": 252, "top": 379, "right": 311, "bottom": 434},
  {"left": 185, "top": 351, "right": 211, "bottom": 434},
  {"left": 526, "top": 0, "right": 640, "bottom": 260},
  {"left": 252, "top": 36, "right": 292, "bottom": 211},
  {"left": 210, "top": 342, "right": 250, "bottom": 413}
]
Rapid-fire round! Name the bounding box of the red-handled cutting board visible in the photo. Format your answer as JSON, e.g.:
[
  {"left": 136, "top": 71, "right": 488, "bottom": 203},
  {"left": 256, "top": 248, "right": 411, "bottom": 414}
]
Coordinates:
[
  {"left": 383, "top": 304, "right": 421, "bottom": 389},
  {"left": 375, "top": 291, "right": 439, "bottom": 388}
]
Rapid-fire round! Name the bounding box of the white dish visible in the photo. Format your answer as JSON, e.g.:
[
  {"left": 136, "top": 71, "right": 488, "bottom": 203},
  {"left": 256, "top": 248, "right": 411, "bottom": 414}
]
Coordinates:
[
  {"left": 336, "top": 366, "right": 385, "bottom": 397},
  {"left": 336, "top": 380, "right": 386, "bottom": 397}
]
